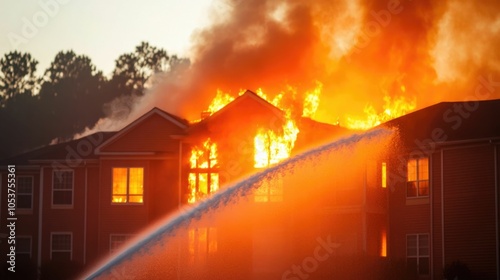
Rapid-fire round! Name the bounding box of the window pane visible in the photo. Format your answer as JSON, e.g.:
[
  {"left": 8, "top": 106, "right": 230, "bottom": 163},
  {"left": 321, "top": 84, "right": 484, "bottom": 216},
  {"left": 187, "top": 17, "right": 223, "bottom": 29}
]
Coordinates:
[
  {"left": 112, "top": 168, "right": 127, "bottom": 195},
  {"left": 199, "top": 173, "right": 208, "bottom": 195},
  {"left": 419, "top": 234, "right": 429, "bottom": 255},
  {"left": 18, "top": 195, "right": 32, "bottom": 209},
  {"left": 407, "top": 235, "right": 417, "bottom": 256},
  {"left": 129, "top": 195, "right": 143, "bottom": 203},
  {"left": 52, "top": 234, "right": 71, "bottom": 250},
  {"left": 112, "top": 195, "right": 127, "bottom": 203},
  {"left": 407, "top": 182, "right": 418, "bottom": 197},
  {"left": 254, "top": 182, "right": 269, "bottom": 202},
  {"left": 54, "top": 171, "right": 72, "bottom": 190},
  {"left": 53, "top": 190, "right": 72, "bottom": 205},
  {"left": 418, "top": 181, "right": 429, "bottom": 196},
  {"left": 407, "top": 159, "right": 417, "bottom": 181},
  {"left": 418, "top": 158, "right": 429, "bottom": 180},
  {"left": 17, "top": 238, "right": 31, "bottom": 253},
  {"left": 210, "top": 173, "right": 219, "bottom": 193},
  {"left": 270, "top": 178, "right": 284, "bottom": 202},
  {"left": 419, "top": 257, "right": 430, "bottom": 274},
  {"left": 381, "top": 162, "right": 387, "bottom": 188},
  {"left": 17, "top": 177, "right": 33, "bottom": 193},
  {"left": 407, "top": 257, "right": 418, "bottom": 274},
  {"left": 208, "top": 227, "right": 217, "bottom": 254},
  {"left": 129, "top": 168, "right": 143, "bottom": 195}
]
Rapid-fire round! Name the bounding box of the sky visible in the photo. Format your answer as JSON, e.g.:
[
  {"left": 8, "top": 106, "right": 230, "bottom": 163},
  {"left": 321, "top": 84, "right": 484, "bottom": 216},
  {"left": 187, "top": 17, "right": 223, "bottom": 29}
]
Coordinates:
[{"left": 0, "top": 0, "right": 213, "bottom": 76}]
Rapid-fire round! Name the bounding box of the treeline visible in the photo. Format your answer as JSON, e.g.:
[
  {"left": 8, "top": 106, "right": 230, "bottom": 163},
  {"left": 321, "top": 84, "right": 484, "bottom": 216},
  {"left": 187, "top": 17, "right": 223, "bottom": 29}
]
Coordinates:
[{"left": 0, "top": 42, "right": 189, "bottom": 159}]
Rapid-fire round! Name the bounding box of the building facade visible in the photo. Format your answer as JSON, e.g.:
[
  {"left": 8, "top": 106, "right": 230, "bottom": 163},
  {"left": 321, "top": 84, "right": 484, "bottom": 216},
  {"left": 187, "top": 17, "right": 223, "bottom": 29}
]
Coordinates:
[{"left": 1, "top": 93, "right": 499, "bottom": 279}]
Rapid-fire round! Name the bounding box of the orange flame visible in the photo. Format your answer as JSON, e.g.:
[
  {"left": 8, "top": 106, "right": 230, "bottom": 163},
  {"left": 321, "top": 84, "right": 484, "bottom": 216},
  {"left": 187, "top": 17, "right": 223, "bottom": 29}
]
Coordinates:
[
  {"left": 207, "top": 90, "right": 235, "bottom": 114},
  {"left": 346, "top": 94, "right": 416, "bottom": 130},
  {"left": 302, "top": 81, "right": 322, "bottom": 118}
]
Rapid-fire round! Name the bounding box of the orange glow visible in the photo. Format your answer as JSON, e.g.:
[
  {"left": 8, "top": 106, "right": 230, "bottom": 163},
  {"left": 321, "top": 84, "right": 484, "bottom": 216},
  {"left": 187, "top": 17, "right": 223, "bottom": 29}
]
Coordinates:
[
  {"left": 380, "top": 230, "right": 387, "bottom": 257},
  {"left": 346, "top": 94, "right": 416, "bottom": 130},
  {"left": 188, "top": 139, "right": 219, "bottom": 204},
  {"left": 112, "top": 168, "right": 144, "bottom": 203},
  {"left": 381, "top": 162, "right": 387, "bottom": 188}
]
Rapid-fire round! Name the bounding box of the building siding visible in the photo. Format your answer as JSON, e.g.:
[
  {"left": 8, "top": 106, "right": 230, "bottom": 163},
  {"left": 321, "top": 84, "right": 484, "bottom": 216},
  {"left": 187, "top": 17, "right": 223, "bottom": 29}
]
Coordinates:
[{"left": 443, "top": 145, "right": 497, "bottom": 279}]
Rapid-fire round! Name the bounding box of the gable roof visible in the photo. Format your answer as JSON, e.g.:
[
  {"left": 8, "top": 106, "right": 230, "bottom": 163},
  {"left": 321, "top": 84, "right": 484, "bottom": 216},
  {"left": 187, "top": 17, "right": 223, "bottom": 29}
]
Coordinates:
[
  {"left": 189, "top": 90, "right": 284, "bottom": 134},
  {"left": 381, "top": 98, "right": 500, "bottom": 149},
  {"left": 95, "top": 107, "right": 189, "bottom": 154},
  {"left": 0, "top": 132, "right": 116, "bottom": 166}
]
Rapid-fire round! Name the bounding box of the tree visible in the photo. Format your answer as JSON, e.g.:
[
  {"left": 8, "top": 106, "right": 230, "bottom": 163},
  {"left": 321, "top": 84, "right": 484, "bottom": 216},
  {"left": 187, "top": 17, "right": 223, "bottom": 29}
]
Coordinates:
[
  {"left": 0, "top": 51, "right": 39, "bottom": 107},
  {"left": 112, "top": 41, "right": 170, "bottom": 96},
  {"left": 39, "top": 50, "right": 108, "bottom": 140}
]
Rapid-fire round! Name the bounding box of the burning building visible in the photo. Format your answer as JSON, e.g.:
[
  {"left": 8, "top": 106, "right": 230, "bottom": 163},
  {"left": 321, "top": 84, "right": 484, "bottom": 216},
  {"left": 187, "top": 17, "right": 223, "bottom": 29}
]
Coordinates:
[{"left": 0, "top": 93, "right": 499, "bottom": 279}]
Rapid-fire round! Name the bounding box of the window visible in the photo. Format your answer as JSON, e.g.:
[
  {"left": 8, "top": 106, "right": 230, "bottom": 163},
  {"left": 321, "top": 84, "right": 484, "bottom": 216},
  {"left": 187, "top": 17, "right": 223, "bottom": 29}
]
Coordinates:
[
  {"left": 380, "top": 230, "right": 387, "bottom": 257},
  {"left": 407, "top": 157, "right": 429, "bottom": 197},
  {"left": 17, "top": 176, "right": 33, "bottom": 209},
  {"left": 112, "top": 168, "right": 144, "bottom": 204},
  {"left": 188, "top": 227, "right": 217, "bottom": 265},
  {"left": 381, "top": 162, "right": 387, "bottom": 188},
  {"left": 188, "top": 139, "right": 219, "bottom": 204},
  {"left": 407, "top": 234, "right": 429, "bottom": 275},
  {"left": 110, "top": 234, "right": 134, "bottom": 253},
  {"left": 51, "top": 233, "right": 72, "bottom": 261},
  {"left": 53, "top": 171, "right": 73, "bottom": 206},
  {"left": 17, "top": 236, "right": 32, "bottom": 262},
  {"left": 254, "top": 177, "right": 283, "bottom": 202}
]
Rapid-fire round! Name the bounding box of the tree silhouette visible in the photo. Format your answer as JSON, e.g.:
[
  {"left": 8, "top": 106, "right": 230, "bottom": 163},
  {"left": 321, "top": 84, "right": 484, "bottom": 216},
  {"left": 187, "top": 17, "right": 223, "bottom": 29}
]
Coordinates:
[
  {"left": 112, "top": 41, "right": 170, "bottom": 96},
  {"left": 0, "top": 51, "right": 39, "bottom": 107},
  {"left": 39, "top": 50, "right": 108, "bottom": 141}
]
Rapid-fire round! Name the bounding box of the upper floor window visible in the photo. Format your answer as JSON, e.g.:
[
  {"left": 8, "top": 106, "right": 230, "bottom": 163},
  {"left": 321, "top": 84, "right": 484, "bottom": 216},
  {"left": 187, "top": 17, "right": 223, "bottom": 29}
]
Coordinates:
[
  {"left": 407, "top": 157, "right": 429, "bottom": 197},
  {"left": 51, "top": 232, "right": 72, "bottom": 261},
  {"left": 17, "top": 176, "right": 33, "bottom": 209},
  {"left": 407, "top": 233, "right": 429, "bottom": 275},
  {"left": 112, "top": 168, "right": 144, "bottom": 204},
  {"left": 53, "top": 170, "right": 73, "bottom": 207}
]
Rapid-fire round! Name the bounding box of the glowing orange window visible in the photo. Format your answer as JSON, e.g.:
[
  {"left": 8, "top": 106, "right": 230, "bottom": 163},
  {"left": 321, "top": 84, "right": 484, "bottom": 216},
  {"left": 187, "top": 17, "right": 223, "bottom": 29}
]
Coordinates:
[
  {"left": 112, "top": 167, "right": 144, "bottom": 204},
  {"left": 407, "top": 158, "right": 429, "bottom": 197}
]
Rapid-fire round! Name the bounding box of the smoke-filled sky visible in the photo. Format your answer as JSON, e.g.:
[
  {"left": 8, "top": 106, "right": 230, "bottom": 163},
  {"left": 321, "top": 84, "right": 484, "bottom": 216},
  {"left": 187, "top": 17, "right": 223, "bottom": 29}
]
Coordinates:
[
  {"left": 3, "top": 0, "right": 500, "bottom": 131},
  {"left": 145, "top": 0, "right": 500, "bottom": 125}
]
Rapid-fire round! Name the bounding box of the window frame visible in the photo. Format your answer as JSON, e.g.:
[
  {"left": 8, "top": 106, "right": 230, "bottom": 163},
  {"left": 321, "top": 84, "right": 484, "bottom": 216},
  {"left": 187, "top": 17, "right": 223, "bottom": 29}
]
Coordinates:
[
  {"left": 188, "top": 140, "right": 219, "bottom": 204},
  {"left": 406, "top": 157, "right": 430, "bottom": 198},
  {"left": 17, "top": 175, "right": 34, "bottom": 211},
  {"left": 50, "top": 232, "right": 73, "bottom": 261},
  {"left": 406, "top": 233, "right": 430, "bottom": 276},
  {"left": 109, "top": 234, "right": 135, "bottom": 253},
  {"left": 52, "top": 170, "right": 74, "bottom": 208},
  {"left": 254, "top": 175, "right": 284, "bottom": 203},
  {"left": 111, "top": 167, "right": 144, "bottom": 205},
  {"left": 16, "top": 236, "right": 32, "bottom": 260},
  {"left": 188, "top": 227, "right": 217, "bottom": 265}
]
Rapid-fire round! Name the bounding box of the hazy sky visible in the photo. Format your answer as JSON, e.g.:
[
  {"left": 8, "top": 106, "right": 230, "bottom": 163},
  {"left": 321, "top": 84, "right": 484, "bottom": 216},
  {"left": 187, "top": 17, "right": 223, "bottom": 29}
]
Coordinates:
[{"left": 0, "top": 0, "right": 213, "bottom": 76}]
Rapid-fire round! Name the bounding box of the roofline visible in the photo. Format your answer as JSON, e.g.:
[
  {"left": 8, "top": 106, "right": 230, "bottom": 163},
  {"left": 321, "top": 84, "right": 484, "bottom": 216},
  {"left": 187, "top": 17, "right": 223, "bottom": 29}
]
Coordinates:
[
  {"left": 95, "top": 108, "right": 188, "bottom": 154},
  {"left": 383, "top": 98, "right": 500, "bottom": 126},
  {"left": 199, "top": 90, "right": 284, "bottom": 124}
]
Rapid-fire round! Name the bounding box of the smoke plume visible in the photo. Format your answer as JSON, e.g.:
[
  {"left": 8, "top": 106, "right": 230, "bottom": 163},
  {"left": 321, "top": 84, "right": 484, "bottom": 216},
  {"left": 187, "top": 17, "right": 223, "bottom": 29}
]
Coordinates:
[{"left": 79, "top": 0, "right": 500, "bottom": 136}]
